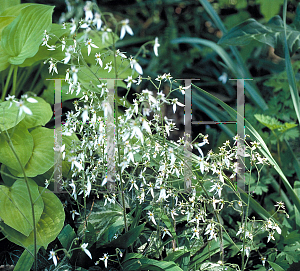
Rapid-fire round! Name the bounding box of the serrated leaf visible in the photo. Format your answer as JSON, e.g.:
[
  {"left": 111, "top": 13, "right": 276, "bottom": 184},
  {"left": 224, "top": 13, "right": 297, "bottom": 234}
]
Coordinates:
[
  {"left": 0, "top": 179, "right": 44, "bottom": 236},
  {"left": 254, "top": 114, "right": 283, "bottom": 131},
  {"left": 0, "top": 186, "right": 65, "bottom": 249},
  {"left": 8, "top": 127, "right": 55, "bottom": 177},
  {"left": 1, "top": 4, "right": 54, "bottom": 65},
  {"left": 218, "top": 16, "right": 300, "bottom": 58},
  {"left": 0, "top": 122, "right": 33, "bottom": 172}
]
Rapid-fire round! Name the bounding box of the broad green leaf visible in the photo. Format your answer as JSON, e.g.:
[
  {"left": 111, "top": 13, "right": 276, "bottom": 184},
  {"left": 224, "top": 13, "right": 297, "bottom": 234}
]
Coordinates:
[
  {"left": 58, "top": 224, "right": 77, "bottom": 250},
  {"left": 0, "top": 179, "right": 44, "bottom": 236},
  {"left": 0, "top": 122, "right": 33, "bottom": 172},
  {"left": 20, "top": 23, "right": 68, "bottom": 67},
  {"left": 8, "top": 127, "right": 55, "bottom": 177},
  {"left": 105, "top": 223, "right": 145, "bottom": 249},
  {"left": 0, "top": 16, "right": 16, "bottom": 39},
  {"left": 14, "top": 245, "right": 40, "bottom": 271},
  {"left": 0, "top": 164, "right": 17, "bottom": 187},
  {"left": 19, "top": 97, "right": 52, "bottom": 129},
  {"left": 0, "top": 0, "right": 21, "bottom": 14},
  {"left": 0, "top": 100, "right": 26, "bottom": 131},
  {"left": 0, "top": 186, "right": 65, "bottom": 249},
  {"left": 259, "top": 0, "right": 282, "bottom": 21},
  {"left": 0, "top": 3, "right": 32, "bottom": 17},
  {"left": 218, "top": 16, "right": 300, "bottom": 58},
  {"left": 0, "top": 45, "right": 9, "bottom": 71},
  {"left": 77, "top": 200, "right": 132, "bottom": 246},
  {"left": 268, "top": 261, "right": 285, "bottom": 271},
  {"left": 1, "top": 4, "right": 54, "bottom": 65}
]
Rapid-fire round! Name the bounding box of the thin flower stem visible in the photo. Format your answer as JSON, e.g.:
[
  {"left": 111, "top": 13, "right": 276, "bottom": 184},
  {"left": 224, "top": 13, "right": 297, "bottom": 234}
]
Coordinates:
[
  {"left": 11, "top": 65, "right": 18, "bottom": 96},
  {"left": 4, "top": 129, "right": 38, "bottom": 271},
  {"left": 1, "top": 65, "right": 14, "bottom": 102}
]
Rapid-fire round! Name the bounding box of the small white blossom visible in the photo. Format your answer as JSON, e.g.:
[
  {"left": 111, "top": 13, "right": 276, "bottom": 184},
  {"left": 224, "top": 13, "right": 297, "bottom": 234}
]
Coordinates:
[
  {"left": 81, "top": 243, "right": 92, "bottom": 259},
  {"left": 153, "top": 37, "right": 160, "bottom": 56},
  {"left": 120, "top": 19, "right": 133, "bottom": 39},
  {"left": 85, "top": 39, "right": 99, "bottom": 56},
  {"left": 48, "top": 249, "right": 57, "bottom": 266}
]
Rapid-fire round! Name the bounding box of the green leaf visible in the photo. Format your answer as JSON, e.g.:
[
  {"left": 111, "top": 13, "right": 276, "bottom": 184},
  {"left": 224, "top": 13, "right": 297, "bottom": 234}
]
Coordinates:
[
  {"left": 0, "top": 16, "right": 16, "bottom": 39},
  {"left": 122, "top": 258, "right": 183, "bottom": 271},
  {"left": 254, "top": 114, "right": 282, "bottom": 131},
  {"left": 0, "top": 100, "right": 26, "bottom": 131},
  {"left": 0, "top": 122, "right": 33, "bottom": 172},
  {"left": 8, "top": 127, "right": 55, "bottom": 177},
  {"left": 19, "top": 97, "right": 52, "bottom": 129},
  {"left": 1, "top": 4, "right": 54, "bottom": 65},
  {"left": 105, "top": 223, "right": 145, "bottom": 249},
  {"left": 218, "top": 16, "right": 300, "bottom": 58},
  {"left": 259, "top": 0, "right": 282, "bottom": 21},
  {"left": 0, "top": 186, "right": 65, "bottom": 249},
  {"left": 58, "top": 224, "right": 77, "bottom": 250},
  {"left": 0, "top": 179, "right": 44, "bottom": 236},
  {"left": 20, "top": 23, "right": 68, "bottom": 67},
  {"left": 1, "top": 0, "right": 20, "bottom": 14},
  {"left": 14, "top": 245, "right": 40, "bottom": 271}
]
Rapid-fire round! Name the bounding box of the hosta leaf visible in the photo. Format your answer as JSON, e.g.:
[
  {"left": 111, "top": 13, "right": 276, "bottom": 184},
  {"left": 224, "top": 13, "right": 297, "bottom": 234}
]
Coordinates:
[
  {"left": 0, "top": 16, "right": 16, "bottom": 39},
  {"left": 0, "top": 179, "right": 44, "bottom": 236},
  {"left": 8, "top": 127, "right": 55, "bottom": 177},
  {"left": 0, "top": 100, "right": 26, "bottom": 131},
  {"left": 1, "top": 4, "right": 54, "bottom": 65},
  {"left": 218, "top": 16, "right": 300, "bottom": 58},
  {"left": 1, "top": 0, "right": 20, "bottom": 14},
  {"left": 19, "top": 97, "right": 52, "bottom": 129},
  {"left": 0, "top": 187, "right": 65, "bottom": 249},
  {"left": 0, "top": 122, "right": 33, "bottom": 172}
]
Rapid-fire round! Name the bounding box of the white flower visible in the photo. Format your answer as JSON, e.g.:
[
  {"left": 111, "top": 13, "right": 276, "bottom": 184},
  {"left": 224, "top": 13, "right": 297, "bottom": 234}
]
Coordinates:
[
  {"left": 267, "top": 231, "right": 275, "bottom": 243},
  {"left": 70, "top": 18, "right": 77, "bottom": 34},
  {"left": 15, "top": 100, "right": 32, "bottom": 116},
  {"left": 85, "top": 39, "right": 99, "bottom": 56},
  {"left": 5, "top": 94, "right": 16, "bottom": 108},
  {"left": 147, "top": 211, "right": 157, "bottom": 225},
  {"left": 71, "top": 65, "right": 78, "bottom": 84},
  {"left": 124, "top": 76, "right": 137, "bottom": 88},
  {"left": 81, "top": 243, "right": 92, "bottom": 259},
  {"left": 171, "top": 98, "right": 184, "bottom": 113},
  {"left": 162, "top": 227, "right": 172, "bottom": 239},
  {"left": 129, "top": 57, "right": 143, "bottom": 75},
  {"left": 153, "top": 37, "right": 160, "bottom": 56},
  {"left": 95, "top": 53, "right": 103, "bottom": 67},
  {"left": 48, "top": 249, "right": 57, "bottom": 266},
  {"left": 179, "top": 85, "right": 190, "bottom": 95},
  {"left": 84, "top": 1, "right": 93, "bottom": 21},
  {"left": 48, "top": 59, "right": 58, "bottom": 75},
  {"left": 101, "top": 26, "right": 112, "bottom": 43},
  {"left": 100, "top": 253, "right": 109, "bottom": 268},
  {"left": 69, "top": 180, "right": 77, "bottom": 200},
  {"left": 81, "top": 105, "right": 89, "bottom": 123},
  {"left": 93, "top": 13, "right": 102, "bottom": 30},
  {"left": 70, "top": 209, "right": 79, "bottom": 220},
  {"left": 191, "top": 227, "right": 200, "bottom": 239},
  {"left": 120, "top": 19, "right": 133, "bottom": 39},
  {"left": 104, "top": 61, "right": 113, "bottom": 73},
  {"left": 218, "top": 72, "right": 228, "bottom": 84},
  {"left": 115, "top": 49, "right": 127, "bottom": 58}
]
